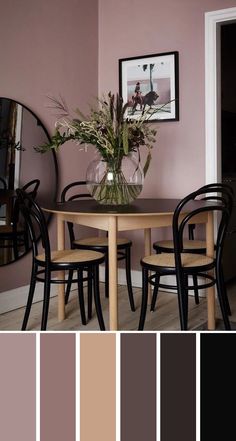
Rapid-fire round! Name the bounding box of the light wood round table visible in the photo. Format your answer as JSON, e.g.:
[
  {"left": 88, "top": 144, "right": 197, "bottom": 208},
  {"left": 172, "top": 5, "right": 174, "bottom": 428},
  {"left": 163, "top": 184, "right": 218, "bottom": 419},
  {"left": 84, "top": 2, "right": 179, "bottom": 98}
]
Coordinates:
[{"left": 43, "top": 198, "right": 215, "bottom": 331}]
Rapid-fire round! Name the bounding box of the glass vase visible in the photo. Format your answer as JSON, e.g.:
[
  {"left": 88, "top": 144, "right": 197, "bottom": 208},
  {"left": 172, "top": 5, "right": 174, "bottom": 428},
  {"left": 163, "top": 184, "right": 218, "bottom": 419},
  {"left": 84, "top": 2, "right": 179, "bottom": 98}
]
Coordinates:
[{"left": 86, "top": 152, "right": 144, "bottom": 205}]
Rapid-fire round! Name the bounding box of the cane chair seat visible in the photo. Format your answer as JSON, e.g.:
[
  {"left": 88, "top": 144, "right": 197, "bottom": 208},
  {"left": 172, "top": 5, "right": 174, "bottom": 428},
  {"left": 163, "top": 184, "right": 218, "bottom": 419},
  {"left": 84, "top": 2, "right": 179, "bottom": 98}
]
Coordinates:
[
  {"left": 153, "top": 239, "right": 206, "bottom": 252},
  {"left": 142, "top": 252, "right": 213, "bottom": 269},
  {"left": 36, "top": 249, "right": 104, "bottom": 264}
]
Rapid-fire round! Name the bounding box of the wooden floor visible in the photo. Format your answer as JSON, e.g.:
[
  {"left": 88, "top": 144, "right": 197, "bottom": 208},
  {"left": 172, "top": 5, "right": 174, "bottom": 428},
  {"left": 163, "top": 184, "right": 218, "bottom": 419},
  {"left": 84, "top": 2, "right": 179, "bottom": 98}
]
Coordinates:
[{"left": 0, "top": 280, "right": 236, "bottom": 331}]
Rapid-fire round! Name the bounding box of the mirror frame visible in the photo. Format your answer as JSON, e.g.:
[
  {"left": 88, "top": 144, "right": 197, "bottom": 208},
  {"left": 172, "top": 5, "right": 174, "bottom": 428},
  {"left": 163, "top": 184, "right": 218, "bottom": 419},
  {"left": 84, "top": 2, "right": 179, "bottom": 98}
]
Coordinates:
[{"left": 0, "top": 97, "right": 59, "bottom": 266}]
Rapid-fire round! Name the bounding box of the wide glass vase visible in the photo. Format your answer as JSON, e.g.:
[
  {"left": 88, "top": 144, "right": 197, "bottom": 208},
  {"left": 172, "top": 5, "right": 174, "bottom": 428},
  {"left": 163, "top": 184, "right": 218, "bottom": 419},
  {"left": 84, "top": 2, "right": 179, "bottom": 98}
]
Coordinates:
[{"left": 86, "top": 153, "right": 144, "bottom": 205}]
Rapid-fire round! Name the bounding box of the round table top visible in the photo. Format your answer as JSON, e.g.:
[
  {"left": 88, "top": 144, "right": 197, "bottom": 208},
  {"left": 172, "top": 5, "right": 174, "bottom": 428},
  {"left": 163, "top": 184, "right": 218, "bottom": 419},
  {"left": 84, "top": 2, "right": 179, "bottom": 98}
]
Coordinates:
[{"left": 42, "top": 198, "right": 207, "bottom": 217}]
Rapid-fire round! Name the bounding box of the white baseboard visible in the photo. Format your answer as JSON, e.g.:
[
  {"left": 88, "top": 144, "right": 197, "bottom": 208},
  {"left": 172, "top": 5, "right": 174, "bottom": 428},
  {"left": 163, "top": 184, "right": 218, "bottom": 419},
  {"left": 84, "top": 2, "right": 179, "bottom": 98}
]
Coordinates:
[{"left": 0, "top": 267, "right": 205, "bottom": 315}]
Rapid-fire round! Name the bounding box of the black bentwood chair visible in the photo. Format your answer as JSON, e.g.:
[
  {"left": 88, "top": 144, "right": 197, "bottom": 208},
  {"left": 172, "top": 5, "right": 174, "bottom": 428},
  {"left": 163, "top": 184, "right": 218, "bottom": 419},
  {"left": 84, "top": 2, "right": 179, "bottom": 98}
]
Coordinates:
[
  {"left": 0, "top": 179, "right": 40, "bottom": 260},
  {"left": 138, "top": 185, "right": 233, "bottom": 331},
  {"left": 152, "top": 183, "right": 234, "bottom": 311},
  {"left": 61, "top": 181, "right": 135, "bottom": 318},
  {"left": 16, "top": 188, "right": 105, "bottom": 331}
]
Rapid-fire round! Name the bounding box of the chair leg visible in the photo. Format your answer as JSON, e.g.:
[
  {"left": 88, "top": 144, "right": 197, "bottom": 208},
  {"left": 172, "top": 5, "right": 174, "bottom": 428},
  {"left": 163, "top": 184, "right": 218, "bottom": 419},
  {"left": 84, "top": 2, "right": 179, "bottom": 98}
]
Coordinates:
[
  {"left": 176, "top": 270, "right": 188, "bottom": 330},
  {"left": 41, "top": 267, "right": 51, "bottom": 331},
  {"left": 105, "top": 254, "right": 109, "bottom": 298},
  {"left": 87, "top": 268, "right": 93, "bottom": 320},
  {"left": 138, "top": 267, "right": 149, "bottom": 330},
  {"left": 125, "top": 247, "right": 135, "bottom": 311},
  {"left": 150, "top": 273, "right": 160, "bottom": 312},
  {"left": 219, "top": 264, "right": 231, "bottom": 316},
  {"left": 216, "top": 264, "right": 231, "bottom": 330},
  {"left": 78, "top": 269, "right": 87, "bottom": 325},
  {"left": 192, "top": 274, "right": 200, "bottom": 305},
  {"left": 93, "top": 265, "right": 105, "bottom": 330},
  {"left": 183, "top": 274, "right": 189, "bottom": 328},
  {"left": 65, "top": 269, "right": 74, "bottom": 304},
  {"left": 22, "top": 262, "right": 37, "bottom": 330}
]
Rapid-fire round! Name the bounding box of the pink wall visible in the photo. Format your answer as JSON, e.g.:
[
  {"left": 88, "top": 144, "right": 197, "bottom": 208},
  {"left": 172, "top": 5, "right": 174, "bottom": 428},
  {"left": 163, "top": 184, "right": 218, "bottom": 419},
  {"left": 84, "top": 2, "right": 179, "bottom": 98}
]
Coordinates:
[
  {"left": 1, "top": 0, "right": 236, "bottom": 292},
  {"left": 0, "top": 0, "right": 98, "bottom": 291}
]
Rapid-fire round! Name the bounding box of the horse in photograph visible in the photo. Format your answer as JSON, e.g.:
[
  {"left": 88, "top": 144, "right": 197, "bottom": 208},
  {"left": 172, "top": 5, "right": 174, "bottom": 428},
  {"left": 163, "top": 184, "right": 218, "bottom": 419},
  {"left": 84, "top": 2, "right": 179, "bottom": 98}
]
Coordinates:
[{"left": 131, "top": 91, "right": 159, "bottom": 114}]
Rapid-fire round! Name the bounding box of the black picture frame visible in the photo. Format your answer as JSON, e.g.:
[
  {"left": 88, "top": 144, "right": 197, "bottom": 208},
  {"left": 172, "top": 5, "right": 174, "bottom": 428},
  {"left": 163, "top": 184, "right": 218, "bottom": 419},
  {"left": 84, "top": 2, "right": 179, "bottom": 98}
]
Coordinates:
[{"left": 119, "top": 51, "right": 179, "bottom": 122}]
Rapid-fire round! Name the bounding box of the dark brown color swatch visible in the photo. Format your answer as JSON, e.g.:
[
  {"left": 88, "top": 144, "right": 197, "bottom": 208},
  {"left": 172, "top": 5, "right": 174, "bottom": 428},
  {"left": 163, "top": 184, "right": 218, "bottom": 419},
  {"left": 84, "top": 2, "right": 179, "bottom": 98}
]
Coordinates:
[
  {"left": 40, "top": 333, "right": 75, "bottom": 441},
  {"left": 161, "top": 333, "right": 196, "bottom": 441},
  {"left": 121, "top": 333, "right": 156, "bottom": 441}
]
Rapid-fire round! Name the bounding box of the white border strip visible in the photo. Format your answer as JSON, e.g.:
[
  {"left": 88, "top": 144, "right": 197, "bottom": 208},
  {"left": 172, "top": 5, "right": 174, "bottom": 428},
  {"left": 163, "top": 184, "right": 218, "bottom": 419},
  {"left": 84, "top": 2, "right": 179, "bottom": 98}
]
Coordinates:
[
  {"left": 156, "top": 332, "right": 161, "bottom": 441},
  {"left": 36, "top": 333, "right": 40, "bottom": 441},
  {"left": 116, "top": 333, "right": 120, "bottom": 441},
  {"left": 196, "top": 332, "right": 200, "bottom": 441},
  {"left": 76, "top": 333, "right": 80, "bottom": 441}
]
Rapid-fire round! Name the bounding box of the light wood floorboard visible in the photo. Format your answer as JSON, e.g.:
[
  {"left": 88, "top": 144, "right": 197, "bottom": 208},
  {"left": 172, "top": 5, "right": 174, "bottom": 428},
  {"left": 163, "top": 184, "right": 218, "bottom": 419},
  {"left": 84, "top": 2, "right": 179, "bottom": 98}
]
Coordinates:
[{"left": 0, "top": 281, "right": 236, "bottom": 331}]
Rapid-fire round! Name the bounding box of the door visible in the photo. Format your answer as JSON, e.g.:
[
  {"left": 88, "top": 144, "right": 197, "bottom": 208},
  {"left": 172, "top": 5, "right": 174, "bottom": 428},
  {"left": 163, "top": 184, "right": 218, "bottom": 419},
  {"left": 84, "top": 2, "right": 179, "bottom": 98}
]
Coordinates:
[{"left": 221, "top": 22, "right": 236, "bottom": 282}]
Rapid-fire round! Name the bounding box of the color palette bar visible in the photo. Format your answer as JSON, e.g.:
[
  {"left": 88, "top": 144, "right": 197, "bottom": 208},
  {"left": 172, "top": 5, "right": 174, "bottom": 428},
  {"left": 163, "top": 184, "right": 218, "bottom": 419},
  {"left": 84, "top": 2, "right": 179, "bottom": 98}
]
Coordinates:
[{"left": 1, "top": 332, "right": 234, "bottom": 440}]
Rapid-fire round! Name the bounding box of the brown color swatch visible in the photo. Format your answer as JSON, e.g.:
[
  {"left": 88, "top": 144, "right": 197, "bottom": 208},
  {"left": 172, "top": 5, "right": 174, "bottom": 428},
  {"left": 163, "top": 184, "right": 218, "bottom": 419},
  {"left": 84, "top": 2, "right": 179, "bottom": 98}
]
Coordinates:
[
  {"left": 80, "top": 333, "right": 116, "bottom": 441},
  {"left": 0, "top": 333, "right": 36, "bottom": 441},
  {"left": 161, "top": 333, "right": 196, "bottom": 441},
  {"left": 121, "top": 333, "right": 156, "bottom": 441},
  {"left": 40, "top": 333, "right": 75, "bottom": 441}
]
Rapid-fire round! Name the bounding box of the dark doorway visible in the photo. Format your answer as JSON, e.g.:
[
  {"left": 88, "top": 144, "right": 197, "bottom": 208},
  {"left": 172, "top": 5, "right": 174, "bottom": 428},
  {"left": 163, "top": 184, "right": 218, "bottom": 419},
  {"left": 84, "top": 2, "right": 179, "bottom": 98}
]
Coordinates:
[{"left": 221, "top": 22, "right": 236, "bottom": 282}]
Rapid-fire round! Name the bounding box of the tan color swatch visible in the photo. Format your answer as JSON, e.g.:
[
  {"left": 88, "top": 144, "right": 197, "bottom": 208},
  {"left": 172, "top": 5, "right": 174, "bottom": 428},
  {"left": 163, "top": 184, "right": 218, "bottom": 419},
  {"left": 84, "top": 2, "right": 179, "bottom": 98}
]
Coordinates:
[{"left": 80, "top": 333, "right": 116, "bottom": 441}]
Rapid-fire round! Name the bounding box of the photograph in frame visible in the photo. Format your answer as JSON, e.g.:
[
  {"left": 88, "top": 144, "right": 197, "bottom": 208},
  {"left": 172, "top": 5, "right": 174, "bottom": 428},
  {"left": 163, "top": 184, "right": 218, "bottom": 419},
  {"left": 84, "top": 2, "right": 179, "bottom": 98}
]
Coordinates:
[{"left": 119, "top": 51, "right": 179, "bottom": 122}]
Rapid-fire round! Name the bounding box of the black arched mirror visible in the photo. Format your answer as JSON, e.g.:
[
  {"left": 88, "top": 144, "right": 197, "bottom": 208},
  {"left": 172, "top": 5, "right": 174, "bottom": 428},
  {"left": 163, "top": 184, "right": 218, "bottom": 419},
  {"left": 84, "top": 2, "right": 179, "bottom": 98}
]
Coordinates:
[{"left": 0, "top": 97, "right": 58, "bottom": 266}]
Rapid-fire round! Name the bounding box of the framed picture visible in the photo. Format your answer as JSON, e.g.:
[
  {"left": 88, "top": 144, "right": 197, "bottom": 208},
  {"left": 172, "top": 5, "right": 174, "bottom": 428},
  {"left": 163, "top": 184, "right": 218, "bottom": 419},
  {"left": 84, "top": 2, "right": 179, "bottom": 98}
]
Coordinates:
[{"left": 119, "top": 51, "right": 179, "bottom": 122}]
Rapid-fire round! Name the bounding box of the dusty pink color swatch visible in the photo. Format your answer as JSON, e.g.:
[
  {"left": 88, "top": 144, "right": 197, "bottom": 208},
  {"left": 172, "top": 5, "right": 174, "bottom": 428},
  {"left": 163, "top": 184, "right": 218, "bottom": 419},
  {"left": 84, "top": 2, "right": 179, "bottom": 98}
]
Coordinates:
[
  {"left": 0, "top": 333, "right": 36, "bottom": 441},
  {"left": 40, "top": 333, "right": 75, "bottom": 441},
  {"left": 80, "top": 333, "right": 116, "bottom": 441}
]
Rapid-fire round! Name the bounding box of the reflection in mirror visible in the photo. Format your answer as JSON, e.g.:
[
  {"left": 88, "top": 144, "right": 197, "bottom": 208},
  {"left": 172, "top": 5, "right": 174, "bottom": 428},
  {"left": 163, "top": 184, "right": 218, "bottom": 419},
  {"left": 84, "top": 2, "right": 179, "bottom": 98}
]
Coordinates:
[{"left": 0, "top": 97, "right": 58, "bottom": 266}]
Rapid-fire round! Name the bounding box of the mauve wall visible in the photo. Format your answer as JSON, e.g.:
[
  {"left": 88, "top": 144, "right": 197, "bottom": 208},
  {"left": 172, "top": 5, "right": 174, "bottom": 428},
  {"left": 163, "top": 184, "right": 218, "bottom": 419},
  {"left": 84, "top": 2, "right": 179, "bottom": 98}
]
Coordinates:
[
  {"left": 1, "top": 0, "right": 236, "bottom": 293},
  {"left": 0, "top": 0, "right": 98, "bottom": 291},
  {"left": 98, "top": 0, "right": 236, "bottom": 267}
]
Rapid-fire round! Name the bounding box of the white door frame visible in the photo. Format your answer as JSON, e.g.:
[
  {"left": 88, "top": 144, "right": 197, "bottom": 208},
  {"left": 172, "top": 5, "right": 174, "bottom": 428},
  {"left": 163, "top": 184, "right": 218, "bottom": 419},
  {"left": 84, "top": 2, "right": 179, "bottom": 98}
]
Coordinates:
[{"left": 205, "top": 7, "right": 236, "bottom": 184}]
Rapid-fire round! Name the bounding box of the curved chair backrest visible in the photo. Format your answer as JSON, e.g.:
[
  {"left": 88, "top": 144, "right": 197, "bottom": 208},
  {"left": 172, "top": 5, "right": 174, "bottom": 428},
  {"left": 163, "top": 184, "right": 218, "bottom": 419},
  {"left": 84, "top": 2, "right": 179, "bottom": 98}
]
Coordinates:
[
  {"left": 61, "top": 181, "right": 91, "bottom": 202},
  {"left": 22, "top": 179, "right": 40, "bottom": 199},
  {"left": 0, "top": 177, "right": 7, "bottom": 190},
  {"left": 185, "top": 183, "right": 233, "bottom": 241},
  {"left": 16, "top": 188, "right": 51, "bottom": 262},
  {"left": 172, "top": 184, "right": 233, "bottom": 270},
  {"left": 13, "top": 179, "right": 40, "bottom": 226},
  {"left": 61, "top": 181, "right": 92, "bottom": 245}
]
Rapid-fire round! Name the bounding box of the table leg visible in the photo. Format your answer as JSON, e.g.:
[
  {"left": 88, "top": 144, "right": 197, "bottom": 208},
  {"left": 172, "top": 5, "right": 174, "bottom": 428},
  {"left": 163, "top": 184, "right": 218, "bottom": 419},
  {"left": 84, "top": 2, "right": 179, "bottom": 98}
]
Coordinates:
[
  {"left": 144, "top": 228, "right": 152, "bottom": 304},
  {"left": 108, "top": 216, "right": 118, "bottom": 330},
  {"left": 206, "top": 211, "right": 215, "bottom": 330},
  {"left": 57, "top": 215, "right": 65, "bottom": 321}
]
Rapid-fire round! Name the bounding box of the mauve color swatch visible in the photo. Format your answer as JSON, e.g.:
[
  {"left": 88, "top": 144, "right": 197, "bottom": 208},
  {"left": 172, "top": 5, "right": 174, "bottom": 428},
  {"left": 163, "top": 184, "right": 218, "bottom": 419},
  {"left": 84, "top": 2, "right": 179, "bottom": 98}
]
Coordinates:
[
  {"left": 80, "top": 333, "right": 116, "bottom": 441},
  {"left": 121, "top": 333, "right": 156, "bottom": 441},
  {"left": 40, "top": 333, "right": 75, "bottom": 441},
  {"left": 0, "top": 333, "right": 36, "bottom": 441},
  {"left": 161, "top": 333, "right": 196, "bottom": 441},
  {"left": 201, "top": 333, "right": 235, "bottom": 440}
]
